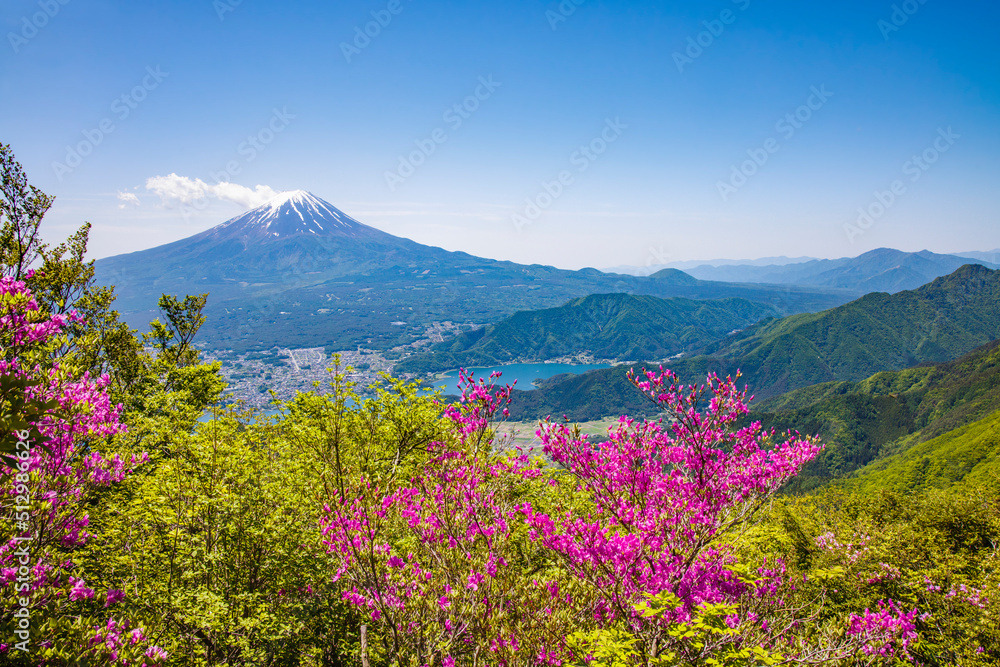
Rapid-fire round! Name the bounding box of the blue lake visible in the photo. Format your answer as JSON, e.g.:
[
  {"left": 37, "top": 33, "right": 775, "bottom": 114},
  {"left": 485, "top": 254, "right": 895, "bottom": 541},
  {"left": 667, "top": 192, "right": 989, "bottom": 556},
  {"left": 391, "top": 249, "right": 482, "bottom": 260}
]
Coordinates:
[
  {"left": 434, "top": 363, "right": 611, "bottom": 396},
  {"left": 198, "top": 407, "right": 281, "bottom": 422}
]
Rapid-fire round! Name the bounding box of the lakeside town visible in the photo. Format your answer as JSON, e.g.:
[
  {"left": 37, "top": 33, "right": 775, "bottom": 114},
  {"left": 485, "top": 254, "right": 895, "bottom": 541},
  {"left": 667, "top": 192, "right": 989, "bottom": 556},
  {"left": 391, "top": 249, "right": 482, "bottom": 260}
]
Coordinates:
[{"left": 202, "top": 319, "right": 475, "bottom": 407}]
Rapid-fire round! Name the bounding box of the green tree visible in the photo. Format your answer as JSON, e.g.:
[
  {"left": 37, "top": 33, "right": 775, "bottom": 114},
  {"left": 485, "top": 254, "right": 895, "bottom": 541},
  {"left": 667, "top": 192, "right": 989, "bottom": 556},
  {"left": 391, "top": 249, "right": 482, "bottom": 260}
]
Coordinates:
[
  {"left": 0, "top": 142, "right": 225, "bottom": 429},
  {"left": 0, "top": 143, "right": 51, "bottom": 280},
  {"left": 2, "top": 142, "right": 226, "bottom": 664},
  {"left": 92, "top": 365, "right": 456, "bottom": 665}
]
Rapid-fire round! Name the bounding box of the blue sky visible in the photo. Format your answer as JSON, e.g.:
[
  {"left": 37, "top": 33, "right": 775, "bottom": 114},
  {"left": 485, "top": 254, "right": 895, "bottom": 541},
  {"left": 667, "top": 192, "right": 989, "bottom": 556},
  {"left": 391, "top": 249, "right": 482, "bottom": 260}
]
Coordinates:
[{"left": 2, "top": 0, "right": 998, "bottom": 270}]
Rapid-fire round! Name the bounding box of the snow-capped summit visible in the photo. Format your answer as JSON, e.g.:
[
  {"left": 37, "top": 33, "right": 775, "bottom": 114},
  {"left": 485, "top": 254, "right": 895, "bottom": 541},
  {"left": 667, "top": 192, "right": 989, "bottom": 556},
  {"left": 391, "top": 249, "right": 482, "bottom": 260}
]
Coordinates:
[
  {"left": 204, "top": 190, "right": 370, "bottom": 242},
  {"left": 97, "top": 187, "right": 418, "bottom": 300}
]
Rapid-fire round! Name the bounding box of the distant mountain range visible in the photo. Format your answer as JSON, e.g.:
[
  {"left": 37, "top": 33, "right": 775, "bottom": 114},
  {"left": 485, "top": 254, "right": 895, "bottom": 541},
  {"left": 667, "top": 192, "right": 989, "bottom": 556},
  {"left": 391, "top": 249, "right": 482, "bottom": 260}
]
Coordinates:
[
  {"left": 95, "top": 191, "right": 857, "bottom": 352},
  {"left": 395, "top": 293, "right": 777, "bottom": 374},
  {"left": 506, "top": 264, "right": 1000, "bottom": 420},
  {"left": 956, "top": 248, "right": 1000, "bottom": 264},
  {"left": 604, "top": 256, "right": 818, "bottom": 275},
  {"left": 681, "top": 248, "right": 999, "bottom": 292},
  {"left": 610, "top": 248, "right": 1000, "bottom": 289}
]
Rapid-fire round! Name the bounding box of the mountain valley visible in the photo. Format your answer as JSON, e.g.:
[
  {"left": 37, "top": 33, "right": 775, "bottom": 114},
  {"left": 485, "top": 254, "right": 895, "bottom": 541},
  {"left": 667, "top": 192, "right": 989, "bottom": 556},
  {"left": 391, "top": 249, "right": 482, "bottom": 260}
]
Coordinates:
[{"left": 95, "top": 192, "right": 860, "bottom": 354}]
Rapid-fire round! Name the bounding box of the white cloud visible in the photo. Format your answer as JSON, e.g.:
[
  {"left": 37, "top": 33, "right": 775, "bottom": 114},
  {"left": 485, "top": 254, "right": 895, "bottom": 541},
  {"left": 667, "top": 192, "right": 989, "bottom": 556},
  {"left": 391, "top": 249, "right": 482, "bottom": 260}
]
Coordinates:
[
  {"left": 117, "top": 191, "right": 141, "bottom": 208},
  {"left": 144, "top": 174, "right": 279, "bottom": 209}
]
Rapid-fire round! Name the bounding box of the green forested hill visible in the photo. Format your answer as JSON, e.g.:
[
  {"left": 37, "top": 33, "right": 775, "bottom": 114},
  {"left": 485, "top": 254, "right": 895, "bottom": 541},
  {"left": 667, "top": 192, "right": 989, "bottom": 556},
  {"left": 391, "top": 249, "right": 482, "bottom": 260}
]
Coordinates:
[
  {"left": 752, "top": 339, "right": 1000, "bottom": 488},
  {"left": 507, "top": 264, "right": 1000, "bottom": 420},
  {"left": 847, "top": 408, "right": 1000, "bottom": 494},
  {"left": 395, "top": 293, "right": 776, "bottom": 374},
  {"left": 506, "top": 337, "right": 1000, "bottom": 492}
]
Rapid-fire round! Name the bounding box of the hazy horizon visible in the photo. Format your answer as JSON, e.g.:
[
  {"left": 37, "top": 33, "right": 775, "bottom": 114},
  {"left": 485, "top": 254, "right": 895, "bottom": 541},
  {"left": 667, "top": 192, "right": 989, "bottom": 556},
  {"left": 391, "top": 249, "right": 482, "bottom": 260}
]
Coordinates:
[{"left": 81, "top": 187, "right": 999, "bottom": 273}]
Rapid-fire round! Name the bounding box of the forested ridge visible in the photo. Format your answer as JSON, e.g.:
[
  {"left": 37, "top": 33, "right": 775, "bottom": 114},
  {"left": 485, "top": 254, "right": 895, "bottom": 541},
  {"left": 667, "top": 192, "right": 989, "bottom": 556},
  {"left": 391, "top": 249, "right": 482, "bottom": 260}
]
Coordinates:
[{"left": 395, "top": 294, "right": 777, "bottom": 374}]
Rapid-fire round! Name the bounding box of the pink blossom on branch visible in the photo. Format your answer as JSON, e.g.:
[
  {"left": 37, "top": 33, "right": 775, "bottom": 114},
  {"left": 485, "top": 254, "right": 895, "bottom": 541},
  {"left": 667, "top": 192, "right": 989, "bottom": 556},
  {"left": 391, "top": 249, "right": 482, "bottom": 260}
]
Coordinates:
[
  {"left": 322, "top": 370, "right": 558, "bottom": 664},
  {"left": 520, "top": 368, "right": 821, "bottom": 627},
  {"left": 323, "top": 363, "right": 921, "bottom": 664},
  {"left": 847, "top": 600, "right": 918, "bottom": 658},
  {"left": 0, "top": 277, "right": 164, "bottom": 664}
]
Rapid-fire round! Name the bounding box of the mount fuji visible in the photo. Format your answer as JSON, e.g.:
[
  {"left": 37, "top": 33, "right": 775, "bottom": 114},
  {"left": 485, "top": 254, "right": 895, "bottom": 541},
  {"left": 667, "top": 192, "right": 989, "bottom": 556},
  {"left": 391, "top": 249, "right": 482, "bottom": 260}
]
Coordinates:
[
  {"left": 202, "top": 190, "right": 371, "bottom": 241},
  {"left": 95, "top": 191, "right": 858, "bottom": 352},
  {"left": 99, "top": 190, "right": 425, "bottom": 292}
]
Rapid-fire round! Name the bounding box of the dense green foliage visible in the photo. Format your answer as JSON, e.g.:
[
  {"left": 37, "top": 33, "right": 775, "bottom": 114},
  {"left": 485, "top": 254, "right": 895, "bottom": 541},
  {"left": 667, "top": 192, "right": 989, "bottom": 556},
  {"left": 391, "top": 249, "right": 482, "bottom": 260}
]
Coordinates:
[
  {"left": 80, "top": 372, "right": 453, "bottom": 664},
  {"left": 0, "top": 143, "right": 225, "bottom": 662},
  {"left": 510, "top": 265, "right": 1000, "bottom": 420},
  {"left": 395, "top": 293, "right": 775, "bottom": 374},
  {"left": 754, "top": 486, "right": 999, "bottom": 666},
  {"left": 847, "top": 408, "right": 1000, "bottom": 494}
]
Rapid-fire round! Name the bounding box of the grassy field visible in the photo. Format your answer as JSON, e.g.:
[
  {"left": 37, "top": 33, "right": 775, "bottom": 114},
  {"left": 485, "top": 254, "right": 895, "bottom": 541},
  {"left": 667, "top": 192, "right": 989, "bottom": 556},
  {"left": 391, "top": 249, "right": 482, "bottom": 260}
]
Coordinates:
[{"left": 495, "top": 417, "right": 627, "bottom": 450}]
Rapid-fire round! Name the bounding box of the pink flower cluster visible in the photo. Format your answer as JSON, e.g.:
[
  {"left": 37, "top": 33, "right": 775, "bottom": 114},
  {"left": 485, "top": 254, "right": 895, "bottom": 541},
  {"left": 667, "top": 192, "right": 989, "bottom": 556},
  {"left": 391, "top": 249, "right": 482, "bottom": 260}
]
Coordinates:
[
  {"left": 923, "top": 576, "right": 989, "bottom": 610},
  {"left": 520, "top": 369, "right": 820, "bottom": 627},
  {"left": 0, "top": 276, "right": 80, "bottom": 347},
  {"left": 322, "top": 371, "right": 537, "bottom": 662},
  {"left": 0, "top": 278, "right": 165, "bottom": 663},
  {"left": 847, "top": 600, "right": 918, "bottom": 658},
  {"left": 323, "top": 365, "right": 926, "bottom": 663},
  {"left": 864, "top": 562, "right": 902, "bottom": 585},
  {"left": 815, "top": 530, "right": 871, "bottom": 564},
  {"left": 88, "top": 617, "right": 168, "bottom": 665}
]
